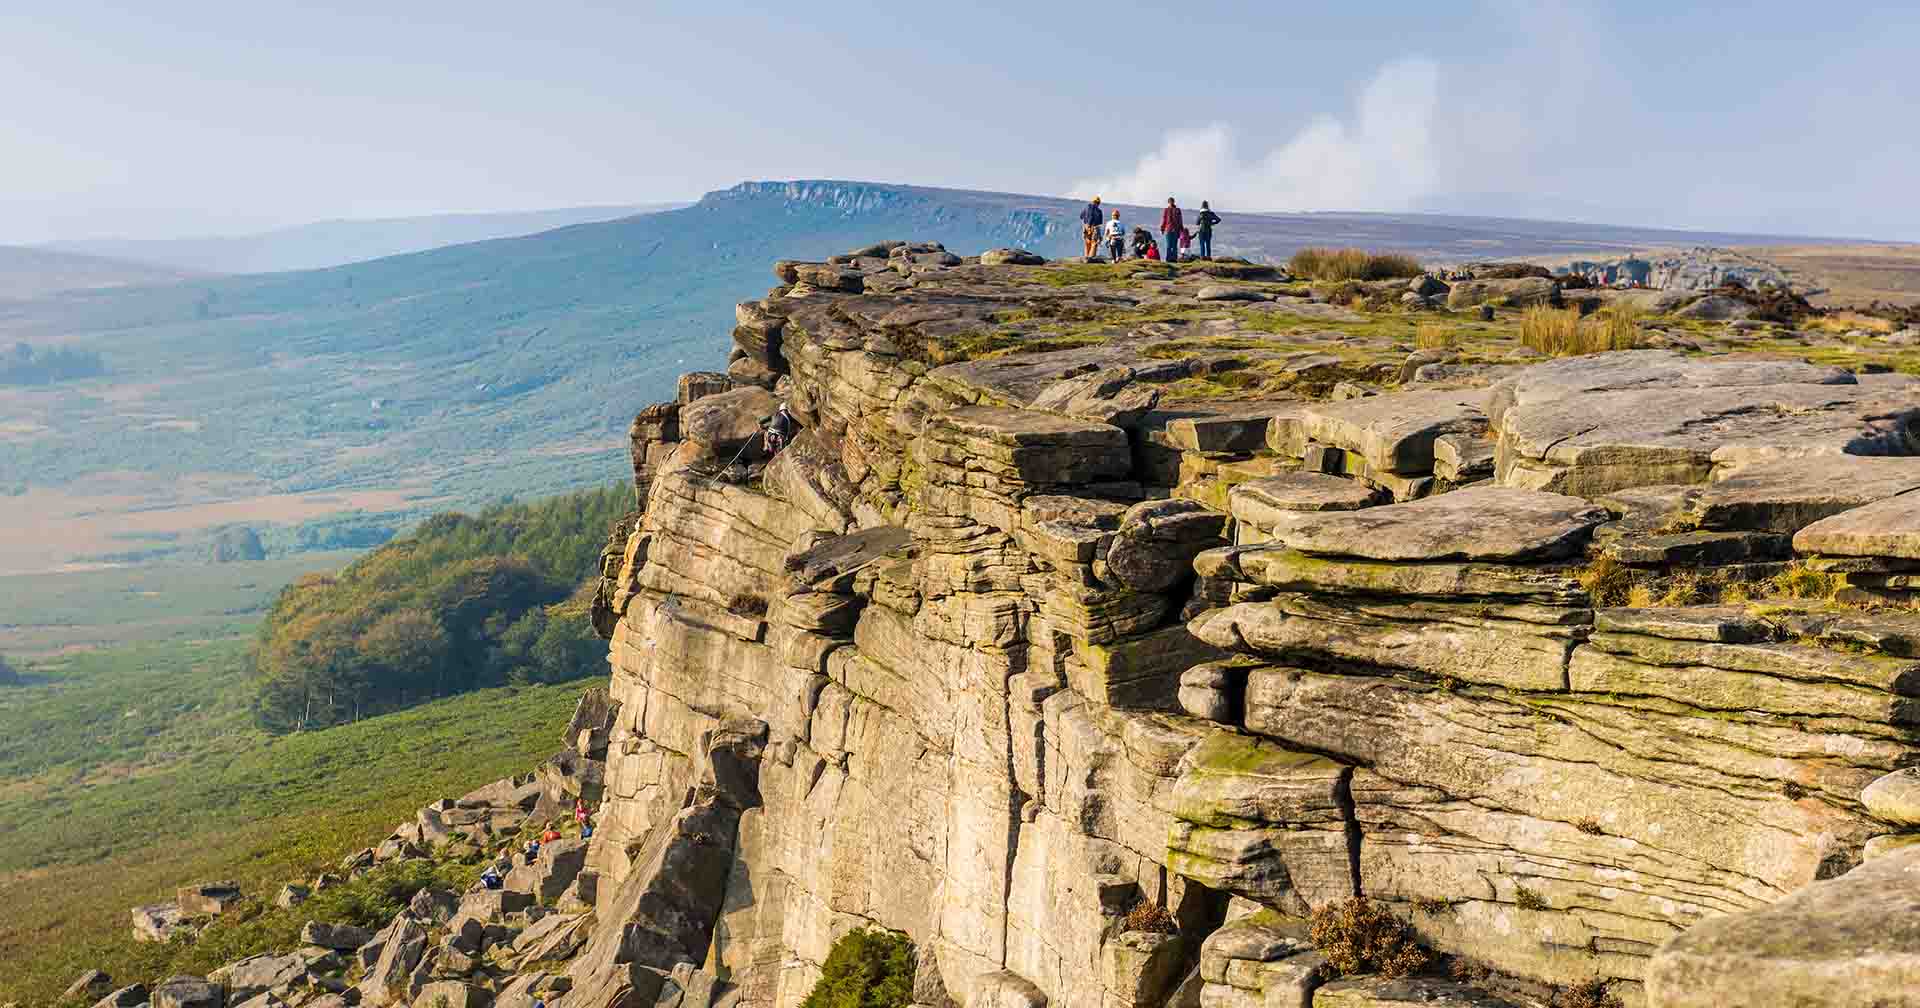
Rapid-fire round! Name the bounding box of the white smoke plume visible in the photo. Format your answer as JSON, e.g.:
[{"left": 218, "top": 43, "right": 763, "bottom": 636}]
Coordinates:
[{"left": 1074, "top": 57, "right": 1442, "bottom": 212}]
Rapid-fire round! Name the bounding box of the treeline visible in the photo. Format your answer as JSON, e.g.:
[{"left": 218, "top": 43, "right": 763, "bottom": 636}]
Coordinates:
[
  {"left": 250, "top": 484, "right": 632, "bottom": 731},
  {"left": 1, "top": 341, "right": 105, "bottom": 385}
]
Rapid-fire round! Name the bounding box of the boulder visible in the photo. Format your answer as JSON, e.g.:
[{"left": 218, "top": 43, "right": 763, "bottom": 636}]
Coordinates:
[
  {"left": 209, "top": 953, "right": 306, "bottom": 1003},
  {"left": 1863, "top": 768, "right": 1920, "bottom": 827},
  {"left": 1690, "top": 455, "right": 1920, "bottom": 533},
  {"left": 969, "top": 970, "right": 1049, "bottom": 1008},
  {"left": 1298, "top": 389, "right": 1486, "bottom": 475},
  {"left": 1229, "top": 474, "right": 1382, "bottom": 530},
  {"left": 678, "top": 386, "right": 778, "bottom": 456},
  {"left": 301, "top": 920, "right": 375, "bottom": 950},
  {"left": 407, "top": 886, "right": 458, "bottom": 925},
  {"left": 980, "top": 248, "right": 1046, "bottom": 266},
  {"left": 151, "top": 976, "right": 223, "bottom": 1008},
  {"left": 503, "top": 838, "right": 589, "bottom": 903},
  {"left": 510, "top": 911, "right": 590, "bottom": 963},
  {"left": 676, "top": 370, "right": 732, "bottom": 405},
  {"left": 791, "top": 263, "right": 862, "bottom": 292},
  {"left": 358, "top": 915, "right": 428, "bottom": 1006},
  {"left": 176, "top": 881, "right": 242, "bottom": 916},
  {"left": 1105, "top": 499, "right": 1228, "bottom": 592},
  {"left": 410, "top": 981, "right": 490, "bottom": 1008},
  {"left": 1673, "top": 294, "right": 1754, "bottom": 320},
  {"left": 1030, "top": 366, "right": 1161, "bottom": 426},
  {"left": 132, "top": 903, "right": 188, "bottom": 942},
  {"left": 1444, "top": 277, "right": 1558, "bottom": 309},
  {"left": 63, "top": 971, "right": 116, "bottom": 1003},
  {"left": 1408, "top": 274, "right": 1449, "bottom": 297},
  {"left": 90, "top": 985, "right": 149, "bottom": 1008},
  {"left": 1260, "top": 486, "right": 1606, "bottom": 562},
  {"left": 1795, "top": 493, "right": 1920, "bottom": 559},
  {"left": 1645, "top": 845, "right": 1920, "bottom": 1007},
  {"left": 1196, "top": 284, "right": 1266, "bottom": 302},
  {"left": 273, "top": 884, "right": 309, "bottom": 909}
]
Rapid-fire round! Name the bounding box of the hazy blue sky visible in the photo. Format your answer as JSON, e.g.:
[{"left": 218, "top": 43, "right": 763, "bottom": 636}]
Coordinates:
[{"left": 4, "top": 1, "right": 1918, "bottom": 243}]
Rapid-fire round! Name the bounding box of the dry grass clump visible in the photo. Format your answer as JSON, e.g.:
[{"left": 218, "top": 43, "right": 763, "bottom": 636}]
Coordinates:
[
  {"left": 725, "top": 593, "right": 769, "bottom": 618},
  {"left": 1289, "top": 247, "right": 1424, "bottom": 281},
  {"left": 1449, "top": 957, "right": 1493, "bottom": 983},
  {"left": 1121, "top": 900, "right": 1177, "bottom": 934},
  {"left": 1309, "top": 897, "right": 1430, "bottom": 978},
  {"left": 1520, "top": 304, "right": 1643, "bottom": 357},
  {"left": 1513, "top": 886, "right": 1548, "bottom": 911},
  {"left": 1804, "top": 310, "right": 1898, "bottom": 335},
  {"left": 1559, "top": 978, "right": 1624, "bottom": 1008},
  {"left": 1414, "top": 322, "right": 1459, "bottom": 350},
  {"left": 1573, "top": 818, "right": 1604, "bottom": 836},
  {"left": 1771, "top": 561, "right": 1840, "bottom": 601},
  {"left": 1577, "top": 555, "right": 1635, "bottom": 607}
]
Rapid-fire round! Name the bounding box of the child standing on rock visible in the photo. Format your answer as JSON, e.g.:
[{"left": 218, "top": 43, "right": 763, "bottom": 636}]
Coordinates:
[{"left": 1104, "top": 210, "right": 1125, "bottom": 262}]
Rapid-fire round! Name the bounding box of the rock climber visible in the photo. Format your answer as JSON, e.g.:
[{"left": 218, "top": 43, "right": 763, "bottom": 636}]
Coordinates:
[
  {"left": 1195, "top": 201, "right": 1221, "bottom": 260},
  {"left": 763, "top": 402, "right": 795, "bottom": 455},
  {"left": 1160, "top": 197, "right": 1184, "bottom": 263},
  {"left": 1080, "top": 196, "right": 1105, "bottom": 258}
]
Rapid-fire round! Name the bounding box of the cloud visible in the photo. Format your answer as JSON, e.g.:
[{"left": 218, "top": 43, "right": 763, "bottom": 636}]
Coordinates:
[{"left": 1072, "top": 58, "right": 1442, "bottom": 213}]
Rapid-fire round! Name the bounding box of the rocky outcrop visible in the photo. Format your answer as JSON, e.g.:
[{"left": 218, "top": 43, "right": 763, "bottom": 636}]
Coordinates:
[{"left": 154, "top": 243, "right": 1920, "bottom": 1008}]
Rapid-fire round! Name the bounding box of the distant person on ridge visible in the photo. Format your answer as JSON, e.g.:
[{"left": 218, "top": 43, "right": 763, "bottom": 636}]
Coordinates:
[
  {"left": 1080, "top": 196, "right": 1105, "bottom": 258},
  {"left": 1104, "top": 210, "right": 1125, "bottom": 262},
  {"left": 1160, "top": 197, "right": 1184, "bottom": 263},
  {"left": 1195, "top": 201, "right": 1221, "bottom": 259}
]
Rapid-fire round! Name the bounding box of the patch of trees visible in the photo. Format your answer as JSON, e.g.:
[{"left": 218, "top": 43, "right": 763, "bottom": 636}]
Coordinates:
[
  {"left": 250, "top": 484, "right": 632, "bottom": 731},
  {"left": 0, "top": 341, "right": 105, "bottom": 385}
]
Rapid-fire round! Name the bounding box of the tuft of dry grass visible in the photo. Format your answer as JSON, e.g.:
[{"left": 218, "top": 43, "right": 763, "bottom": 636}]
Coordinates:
[
  {"left": 1514, "top": 886, "right": 1548, "bottom": 911},
  {"left": 1289, "top": 247, "right": 1424, "bottom": 282},
  {"left": 1310, "top": 897, "right": 1430, "bottom": 979},
  {"left": 1804, "top": 311, "right": 1898, "bottom": 335},
  {"left": 1578, "top": 555, "right": 1635, "bottom": 607},
  {"left": 1573, "top": 818, "right": 1605, "bottom": 836},
  {"left": 1122, "top": 900, "right": 1178, "bottom": 934},
  {"left": 1520, "top": 304, "right": 1644, "bottom": 357},
  {"left": 1414, "top": 322, "right": 1459, "bottom": 350},
  {"left": 1772, "top": 561, "right": 1840, "bottom": 601},
  {"left": 1449, "top": 957, "right": 1492, "bottom": 983}
]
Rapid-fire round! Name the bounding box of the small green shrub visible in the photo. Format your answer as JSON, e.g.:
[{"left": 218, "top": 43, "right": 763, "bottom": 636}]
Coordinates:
[
  {"left": 1772, "top": 561, "right": 1840, "bottom": 601},
  {"left": 1514, "top": 886, "right": 1548, "bottom": 911},
  {"left": 802, "top": 927, "right": 916, "bottom": 1008},
  {"left": 1309, "top": 897, "right": 1430, "bottom": 978}
]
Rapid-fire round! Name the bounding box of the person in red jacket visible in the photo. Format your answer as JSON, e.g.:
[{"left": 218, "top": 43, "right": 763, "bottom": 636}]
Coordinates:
[{"left": 1160, "top": 198, "right": 1184, "bottom": 264}]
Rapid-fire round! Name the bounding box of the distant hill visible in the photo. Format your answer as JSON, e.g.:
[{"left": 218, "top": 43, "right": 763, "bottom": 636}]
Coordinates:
[
  {"left": 0, "top": 179, "right": 1872, "bottom": 573},
  {"left": 39, "top": 203, "right": 684, "bottom": 275},
  {"left": 0, "top": 244, "right": 201, "bottom": 300}
]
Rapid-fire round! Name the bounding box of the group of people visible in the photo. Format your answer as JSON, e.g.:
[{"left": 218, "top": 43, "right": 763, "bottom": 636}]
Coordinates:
[
  {"left": 476, "top": 797, "right": 599, "bottom": 890},
  {"left": 1079, "top": 196, "right": 1221, "bottom": 264}
]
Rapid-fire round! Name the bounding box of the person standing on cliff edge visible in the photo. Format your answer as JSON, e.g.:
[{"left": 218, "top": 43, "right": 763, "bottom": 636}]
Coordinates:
[
  {"left": 1195, "top": 201, "right": 1221, "bottom": 260},
  {"left": 1161, "top": 197, "right": 1184, "bottom": 264},
  {"left": 1080, "top": 196, "right": 1105, "bottom": 259}
]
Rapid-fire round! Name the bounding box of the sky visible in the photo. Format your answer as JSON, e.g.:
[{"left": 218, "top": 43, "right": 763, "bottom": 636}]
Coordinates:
[{"left": 3, "top": 0, "right": 1918, "bottom": 244}]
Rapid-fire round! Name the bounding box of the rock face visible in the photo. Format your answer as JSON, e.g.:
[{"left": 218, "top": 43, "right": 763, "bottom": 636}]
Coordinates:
[{"left": 156, "top": 245, "right": 1920, "bottom": 1008}]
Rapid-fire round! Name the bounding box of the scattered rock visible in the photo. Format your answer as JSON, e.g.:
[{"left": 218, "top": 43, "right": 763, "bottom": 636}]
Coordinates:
[
  {"left": 1863, "top": 768, "right": 1920, "bottom": 827},
  {"left": 980, "top": 248, "right": 1046, "bottom": 266}
]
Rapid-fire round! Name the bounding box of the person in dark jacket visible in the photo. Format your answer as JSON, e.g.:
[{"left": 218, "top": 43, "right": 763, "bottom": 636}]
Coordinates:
[
  {"left": 1079, "top": 197, "right": 1105, "bottom": 258},
  {"left": 1129, "top": 227, "right": 1154, "bottom": 259},
  {"left": 764, "top": 402, "right": 795, "bottom": 455},
  {"left": 1160, "top": 198, "right": 1184, "bottom": 263},
  {"left": 1195, "top": 201, "right": 1222, "bottom": 259}
]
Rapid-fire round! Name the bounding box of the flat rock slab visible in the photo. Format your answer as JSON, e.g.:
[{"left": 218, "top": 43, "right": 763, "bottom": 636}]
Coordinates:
[
  {"left": 1315, "top": 978, "right": 1527, "bottom": 1007},
  {"left": 1300, "top": 389, "right": 1487, "bottom": 475},
  {"left": 1195, "top": 284, "right": 1267, "bottom": 301},
  {"left": 1693, "top": 456, "right": 1920, "bottom": 533},
  {"left": 1644, "top": 844, "right": 1920, "bottom": 1008},
  {"left": 1486, "top": 349, "right": 1855, "bottom": 426},
  {"left": 1795, "top": 493, "right": 1920, "bottom": 559},
  {"left": 1265, "top": 486, "right": 1607, "bottom": 562},
  {"left": 785, "top": 525, "right": 912, "bottom": 587},
  {"left": 1230, "top": 473, "right": 1382, "bottom": 527},
  {"left": 1497, "top": 382, "right": 1920, "bottom": 497}
]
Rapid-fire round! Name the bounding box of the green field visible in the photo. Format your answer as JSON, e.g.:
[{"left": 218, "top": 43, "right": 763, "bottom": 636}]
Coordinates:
[
  {"left": 0, "top": 668, "right": 582, "bottom": 1005},
  {"left": 0, "top": 551, "right": 363, "bottom": 657}
]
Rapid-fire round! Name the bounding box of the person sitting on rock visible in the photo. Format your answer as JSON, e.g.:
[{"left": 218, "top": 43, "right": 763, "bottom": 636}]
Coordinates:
[
  {"left": 479, "top": 866, "right": 504, "bottom": 890},
  {"left": 1129, "top": 227, "right": 1154, "bottom": 259},
  {"left": 1143, "top": 236, "right": 1161, "bottom": 261},
  {"left": 763, "top": 402, "right": 795, "bottom": 455},
  {"left": 582, "top": 821, "right": 594, "bottom": 840},
  {"left": 1104, "top": 210, "right": 1125, "bottom": 262},
  {"left": 541, "top": 826, "right": 561, "bottom": 844},
  {"left": 523, "top": 838, "right": 540, "bottom": 864}
]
